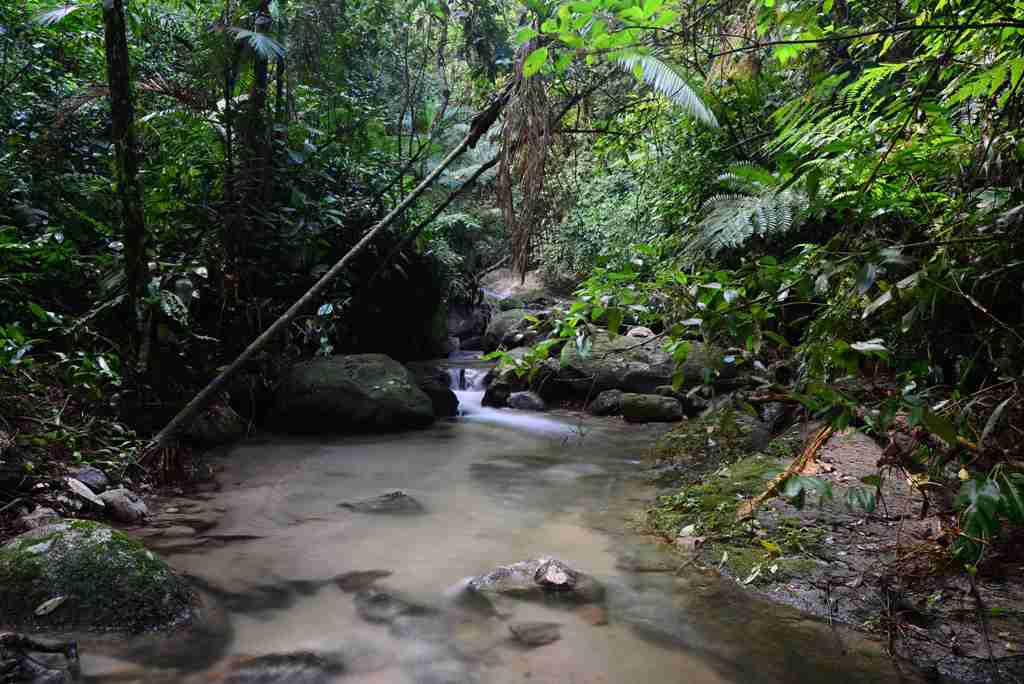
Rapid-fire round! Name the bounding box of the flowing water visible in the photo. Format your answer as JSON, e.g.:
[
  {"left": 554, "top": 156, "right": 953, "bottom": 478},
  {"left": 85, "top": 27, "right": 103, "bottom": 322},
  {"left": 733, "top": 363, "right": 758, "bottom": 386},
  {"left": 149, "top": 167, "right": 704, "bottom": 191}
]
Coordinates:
[{"left": 76, "top": 357, "right": 912, "bottom": 683}]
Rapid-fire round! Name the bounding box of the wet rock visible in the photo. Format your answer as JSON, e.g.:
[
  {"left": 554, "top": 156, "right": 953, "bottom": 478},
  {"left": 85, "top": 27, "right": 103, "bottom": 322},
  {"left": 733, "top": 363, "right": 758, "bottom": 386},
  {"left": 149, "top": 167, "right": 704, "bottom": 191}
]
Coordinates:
[
  {"left": 621, "top": 393, "right": 683, "bottom": 423},
  {"left": 0, "top": 520, "right": 194, "bottom": 632},
  {"left": 466, "top": 558, "right": 604, "bottom": 605},
  {"left": 390, "top": 613, "right": 452, "bottom": 642},
  {"left": 98, "top": 487, "right": 148, "bottom": 524},
  {"left": 508, "top": 391, "right": 546, "bottom": 412},
  {"left": 334, "top": 570, "right": 393, "bottom": 592},
  {"left": 339, "top": 491, "right": 425, "bottom": 515},
  {"left": 19, "top": 506, "right": 61, "bottom": 531},
  {"left": 273, "top": 354, "right": 435, "bottom": 433},
  {"left": 615, "top": 548, "right": 677, "bottom": 573},
  {"left": 412, "top": 371, "right": 459, "bottom": 418},
  {"left": 354, "top": 588, "right": 433, "bottom": 624},
  {"left": 558, "top": 330, "right": 733, "bottom": 395},
  {"left": 587, "top": 389, "right": 624, "bottom": 416},
  {"left": 483, "top": 309, "right": 541, "bottom": 351},
  {"left": 204, "top": 652, "right": 344, "bottom": 683},
  {"left": 509, "top": 621, "right": 561, "bottom": 647},
  {"left": 185, "top": 403, "right": 246, "bottom": 446},
  {"left": 64, "top": 477, "right": 104, "bottom": 509},
  {"left": 408, "top": 658, "right": 477, "bottom": 684},
  {"left": 481, "top": 383, "right": 510, "bottom": 408},
  {"left": 626, "top": 326, "right": 655, "bottom": 338},
  {"left": 71, "top": 465, "right": 109, "bottom": 493}
]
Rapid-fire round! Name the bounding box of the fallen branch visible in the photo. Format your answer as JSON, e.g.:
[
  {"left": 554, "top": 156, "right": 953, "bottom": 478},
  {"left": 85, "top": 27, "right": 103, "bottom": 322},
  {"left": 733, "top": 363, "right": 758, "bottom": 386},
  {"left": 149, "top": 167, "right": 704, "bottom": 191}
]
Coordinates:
[
  {"left": 735, "top": 424, "right": 834, "bottom": 521},
  {"left": 148, "top": 81, "right": 515, "bottom": 449}
]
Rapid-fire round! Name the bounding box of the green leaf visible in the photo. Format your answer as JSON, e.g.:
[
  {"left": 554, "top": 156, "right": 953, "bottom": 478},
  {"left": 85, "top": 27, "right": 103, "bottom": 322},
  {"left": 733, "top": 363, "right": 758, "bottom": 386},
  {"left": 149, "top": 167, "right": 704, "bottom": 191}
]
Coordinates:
[
  {"left": 35, "top": 4, "right": 81, "bottom": 25},
  {"left": 230, "top": 28, "right": 286, "bottom": 59},
  {"left": 606, "top": 308, "right": 624, "bottom": 337},
  {"left": 615, "top": 55, "right": 717, "bottom": 127},
  {"left": 980, "top": 395, "right": 1013, "bottom": 446},
  {"left": 999, "top": 474, "right": 1024, "bottom": 522},
  {"left": 855, "top": 262, "right": 878, "bottom": 295},
  {"left": 522, "top": 47, "right": 549, "bottom": 77},
  {"left": 514, "top": 26, "right": 539, "bottom": 43},
  {"left": 921, "top": 408, "right": 958, "bottom": 447}
]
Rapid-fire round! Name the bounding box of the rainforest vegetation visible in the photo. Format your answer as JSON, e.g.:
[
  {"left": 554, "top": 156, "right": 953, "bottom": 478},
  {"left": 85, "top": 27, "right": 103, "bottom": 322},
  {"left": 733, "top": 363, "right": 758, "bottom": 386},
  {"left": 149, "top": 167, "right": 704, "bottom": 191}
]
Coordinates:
[{"left": 3, "top": 0, "right": 1024, "bottom": 647}]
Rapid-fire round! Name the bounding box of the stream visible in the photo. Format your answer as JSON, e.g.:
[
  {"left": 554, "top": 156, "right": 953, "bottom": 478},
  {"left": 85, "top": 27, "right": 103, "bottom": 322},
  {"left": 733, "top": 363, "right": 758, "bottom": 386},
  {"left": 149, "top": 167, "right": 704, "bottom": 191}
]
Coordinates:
[{"left": 76, "top": 360, "right": 911, "bottom": 683}]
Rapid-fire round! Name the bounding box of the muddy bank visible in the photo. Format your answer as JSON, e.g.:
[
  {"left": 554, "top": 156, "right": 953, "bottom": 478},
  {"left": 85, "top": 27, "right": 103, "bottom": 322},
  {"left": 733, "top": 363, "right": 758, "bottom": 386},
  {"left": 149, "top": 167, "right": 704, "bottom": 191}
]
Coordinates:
[{"left": 644, "top": 408, "right": 1024, "bottom": 683}]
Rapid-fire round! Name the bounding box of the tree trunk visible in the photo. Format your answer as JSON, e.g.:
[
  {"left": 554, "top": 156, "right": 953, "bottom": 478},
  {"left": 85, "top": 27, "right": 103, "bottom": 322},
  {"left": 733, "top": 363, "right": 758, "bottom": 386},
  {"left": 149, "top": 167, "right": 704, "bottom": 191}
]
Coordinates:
[
  {"left": 101, "top": 0, "right": 147, "bottom": 353},
  {"left": 150, "top": 82, "right": 514, "bottom": 448}
]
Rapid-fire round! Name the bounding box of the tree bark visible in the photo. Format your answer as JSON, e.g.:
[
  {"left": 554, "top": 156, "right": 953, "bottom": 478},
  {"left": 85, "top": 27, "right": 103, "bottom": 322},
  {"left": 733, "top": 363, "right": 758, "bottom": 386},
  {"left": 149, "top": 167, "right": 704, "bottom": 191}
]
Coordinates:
[
  {"left": 101, "top": 0, "right": 147, "bottom": 351},
  {"left": 150, "top": 83, "right": 514, "bottom": 448}
]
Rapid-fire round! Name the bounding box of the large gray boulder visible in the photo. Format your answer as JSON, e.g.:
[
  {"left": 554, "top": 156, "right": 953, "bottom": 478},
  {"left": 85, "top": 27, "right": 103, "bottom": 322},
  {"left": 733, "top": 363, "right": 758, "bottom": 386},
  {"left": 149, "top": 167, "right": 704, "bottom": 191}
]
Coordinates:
[
  {"left": 484, "top": 309, "right": 538, "bottom": 351},
  {"left": 273, "top": 354, "right": 435, "bottom": 433},
  {"left": 185, "top": 403, "right": 246, "bottom": 446},
  {"left": 558, "top": 331, "right": 732, "bottom": 395},
  {"left": 0, "top": 520, "right": 194, "bottom": 632},
  {"left": 621, "top": 393, "right": 683, "bottom": 423}
]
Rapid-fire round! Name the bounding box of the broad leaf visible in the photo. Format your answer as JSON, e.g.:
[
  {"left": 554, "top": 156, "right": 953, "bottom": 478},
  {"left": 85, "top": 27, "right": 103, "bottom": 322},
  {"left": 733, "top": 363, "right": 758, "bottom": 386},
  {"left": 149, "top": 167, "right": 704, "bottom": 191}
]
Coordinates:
[{"left": 615, "top": 55, "right": 717, "bottom": 127}]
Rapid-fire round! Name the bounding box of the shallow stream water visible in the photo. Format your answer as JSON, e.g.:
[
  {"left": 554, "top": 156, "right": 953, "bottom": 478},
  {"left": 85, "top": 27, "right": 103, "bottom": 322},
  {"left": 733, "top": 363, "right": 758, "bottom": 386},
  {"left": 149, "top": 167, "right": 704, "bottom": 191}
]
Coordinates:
[{"left": 77, "top": 361, "right": 912, "bottom": 683}]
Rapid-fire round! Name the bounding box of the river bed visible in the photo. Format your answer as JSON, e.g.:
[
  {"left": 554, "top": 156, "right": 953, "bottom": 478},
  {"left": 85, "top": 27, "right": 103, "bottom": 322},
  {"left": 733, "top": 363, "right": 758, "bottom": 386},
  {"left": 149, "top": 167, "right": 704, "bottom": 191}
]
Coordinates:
[{"left": 76, "top": 375, "right": 913, "bottom": 683}]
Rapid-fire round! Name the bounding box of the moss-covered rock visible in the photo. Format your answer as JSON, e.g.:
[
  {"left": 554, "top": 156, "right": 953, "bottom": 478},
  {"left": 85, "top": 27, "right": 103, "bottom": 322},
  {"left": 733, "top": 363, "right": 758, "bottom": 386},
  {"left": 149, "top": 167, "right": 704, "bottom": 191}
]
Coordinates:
[
  {"left": 620, "top": 393, "right": 683, "bottom": 423},
  {"left": 557, "top": 331, "right": 733, "bottom": 396},
  {"left": 185, "top": 403, "right": 246, "bottom": 446},
  {"left": 484, "top": 309, "right": 539, "bottom": 351},
  {"left": 0, "top": 520, "right": 194, "bottom": 632},
  {"left": 273, "top": 354, "right": 435, "bottom": 433},
  {"left": 652, "top": 405, "right": 770, "bottom": 464}
]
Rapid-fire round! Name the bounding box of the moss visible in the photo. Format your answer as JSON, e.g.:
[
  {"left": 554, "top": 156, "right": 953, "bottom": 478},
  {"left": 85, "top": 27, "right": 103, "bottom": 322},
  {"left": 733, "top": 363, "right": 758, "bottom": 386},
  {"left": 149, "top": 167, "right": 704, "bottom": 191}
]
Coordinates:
[{"left": 0, "top": 520, "right": 194, "bottom": 633}]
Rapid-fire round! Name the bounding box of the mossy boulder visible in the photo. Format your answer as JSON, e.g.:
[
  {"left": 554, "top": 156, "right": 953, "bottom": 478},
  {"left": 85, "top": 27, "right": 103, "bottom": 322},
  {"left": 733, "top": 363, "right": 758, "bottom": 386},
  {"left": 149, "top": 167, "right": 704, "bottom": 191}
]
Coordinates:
[
  {"left": 0, "top": 520, "right": 194, "bottom": 632},
  {"left": 484, "top": 309, "right": 539, "bottom": 351},
  {"left": 185, "top": 403, "right": 246, "bottom": 446},
  {"left": 557, "top": 331, "right": 733, "bottom": 396},
  {"left": 621, "top": 393, "right": 683, "bottom": 423},
  {"left": 653, "top": 405, "right": 771, "bottom": 463},
  {"left": 273, "top": 354, "right": 435, "bottom": 433}
]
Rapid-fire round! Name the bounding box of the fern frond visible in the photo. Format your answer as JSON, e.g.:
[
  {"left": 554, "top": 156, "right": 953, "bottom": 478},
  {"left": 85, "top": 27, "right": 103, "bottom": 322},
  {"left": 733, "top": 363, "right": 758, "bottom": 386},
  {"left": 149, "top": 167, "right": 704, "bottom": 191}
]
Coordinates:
[
  {"left": 35, "top": 3, "right": 81, "bottom": 25},
  {"left": 230, "top": 28, "right": 286, "bottom": 60},
  {"left": 616, "top": 55, "right": 718, "bottom": 128},
  {"left": 686, "top": 186, "right": 807, "bottom": 260}
]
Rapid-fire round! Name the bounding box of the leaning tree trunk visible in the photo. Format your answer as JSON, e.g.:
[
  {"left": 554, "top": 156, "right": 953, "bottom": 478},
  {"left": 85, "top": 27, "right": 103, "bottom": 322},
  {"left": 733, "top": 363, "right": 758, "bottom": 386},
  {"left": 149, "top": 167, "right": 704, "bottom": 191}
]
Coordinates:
[
  {"left": 149, "top": 82, "right": 514, "bottom": 448},
  {"left": 102, "top": 0, "right": 147, "bottom": 358}
]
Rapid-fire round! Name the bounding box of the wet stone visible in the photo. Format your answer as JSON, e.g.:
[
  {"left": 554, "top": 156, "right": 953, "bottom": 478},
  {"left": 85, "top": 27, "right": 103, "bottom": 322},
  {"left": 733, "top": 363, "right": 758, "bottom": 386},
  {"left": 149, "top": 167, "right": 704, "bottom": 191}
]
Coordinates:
[
  {"left": 334, "top": 570, "right": 393, "bottom": 593},
  {"left": 98, "top": 487, "right": 148, "bottom": 524},
  {"left": 467, "top": 558, "right": 604, "bottom": 605},
  {"left": 509, "top": 621, "right": 561, "bottom": 647},
  {"left": 354, "top": 589, "right": 433, "bottom": 624},
  {"left": 389, "top": 613, "right": 452, "bottom": 642},
  {"left": 339, "top": 491, "right": 425, "bottom": 514},
  {"left": 19, "top": 506, "right": 61, "bottom": 530},
  {"left": 203, "top": 652, "right": 345, "bottom": 683},
  {"left": 71, "top": 465, "right": 109, "bottom": 493}
]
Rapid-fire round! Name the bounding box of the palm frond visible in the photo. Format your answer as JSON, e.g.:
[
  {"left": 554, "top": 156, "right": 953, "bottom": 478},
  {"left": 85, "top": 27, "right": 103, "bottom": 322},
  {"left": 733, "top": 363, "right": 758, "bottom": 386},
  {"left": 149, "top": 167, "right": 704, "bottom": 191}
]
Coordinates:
[
  {"left": 35, "top": 4, "right": 81, "bottom": 26},
  {"left": 229, "top": 28, "right": 286, "bottom": 60},
  {"left": 617, "top": 55, "right": 718, "bottom": 128}
]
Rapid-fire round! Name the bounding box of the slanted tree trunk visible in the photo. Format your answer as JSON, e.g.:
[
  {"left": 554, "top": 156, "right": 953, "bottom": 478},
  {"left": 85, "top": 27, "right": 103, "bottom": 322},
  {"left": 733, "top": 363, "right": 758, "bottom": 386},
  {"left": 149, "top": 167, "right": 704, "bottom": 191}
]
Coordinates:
[
  {"left": 150, "top": 82, "right": 514, "bottom": 448},
  {"left": 101, "top": 0, "right": 147, "bottom": 357}
]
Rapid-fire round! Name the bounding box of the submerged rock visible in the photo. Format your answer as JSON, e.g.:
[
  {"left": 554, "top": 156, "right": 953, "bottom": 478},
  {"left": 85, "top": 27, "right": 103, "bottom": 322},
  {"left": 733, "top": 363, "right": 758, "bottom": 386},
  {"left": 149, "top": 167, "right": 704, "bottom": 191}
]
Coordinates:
[
  {"left": 353, "top": 588, "right": 433, "bottom": 624},
  {"left": 620, "top": 393, "right": 683, "bottom": 423},
  {"left": 508, "top": 391, "right": 546, "bottom": 412},
  {"left": 338, "top": 491, "right": 425, "bottom": 515},
  {"left": 334, "top": 570, "right": 393, "bottom": 593},
  {"left": 273, "top": 354, "right": 435, "bottom": 433},
  {"left": 0, "top": 520, "right": 194, "bottom": 632},
  {"left": 204, "top": 652, "right": 344, "bottom": 683},
  {"left": 466, "top": 558, "right": 604, "bottom": 605},
  {"left": 509, "top": 621, "right": 561, "bottom": 647}
]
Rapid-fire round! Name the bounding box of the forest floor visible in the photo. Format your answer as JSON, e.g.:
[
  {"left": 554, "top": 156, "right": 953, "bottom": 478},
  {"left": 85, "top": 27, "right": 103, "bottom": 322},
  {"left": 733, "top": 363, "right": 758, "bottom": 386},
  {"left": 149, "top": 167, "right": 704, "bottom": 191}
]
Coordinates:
[{"left": 645, "top": 415, "right": 1024, "bottom": 683}]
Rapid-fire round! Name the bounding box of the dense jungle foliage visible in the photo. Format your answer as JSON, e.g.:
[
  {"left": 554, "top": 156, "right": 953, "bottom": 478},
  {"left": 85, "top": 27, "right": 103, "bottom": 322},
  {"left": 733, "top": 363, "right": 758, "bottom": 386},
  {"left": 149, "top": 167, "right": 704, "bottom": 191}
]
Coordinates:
[{"left": 2, "top": 0, "right": 1024, "bottom": 577}]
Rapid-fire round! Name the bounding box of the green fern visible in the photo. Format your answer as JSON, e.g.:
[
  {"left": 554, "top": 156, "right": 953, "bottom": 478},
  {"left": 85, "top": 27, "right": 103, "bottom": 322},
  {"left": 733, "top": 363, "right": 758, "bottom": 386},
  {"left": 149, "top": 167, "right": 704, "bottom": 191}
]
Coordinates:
[
  {"left": 686, "top": 165, "right": 807, "bottom": 258},
  {"left": 616, "top": 55, "right": 718, "bottom": 127}
]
